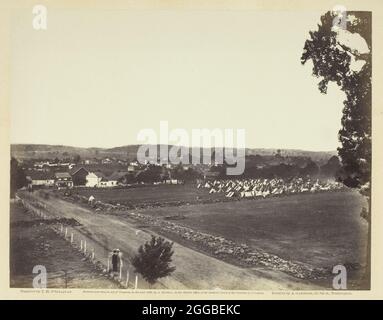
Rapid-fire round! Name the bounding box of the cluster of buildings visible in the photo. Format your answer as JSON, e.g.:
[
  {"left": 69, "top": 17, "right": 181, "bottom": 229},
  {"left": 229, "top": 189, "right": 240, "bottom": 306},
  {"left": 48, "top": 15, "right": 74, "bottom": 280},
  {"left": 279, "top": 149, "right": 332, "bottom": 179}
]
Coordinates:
[
  {"left": 33, "top": 160, "right": 76, "bottom": 170},
  {"left": 32, "top": 158, "right": 141, "bottom": 171},
  {"left": 26, "top": 167, "right": 130, "bottom": 190},
  {"left": 25, "top": 157, "right": 188, "bottom": 189},
  {"left": 25, "top": 156, "right": 149, "bottom": 190},
  {"left": 26, "top": 171, "right": 74, "bottom": 189},
  {"left": 197, "top": 178, "right": 345, "bottom": 198}
]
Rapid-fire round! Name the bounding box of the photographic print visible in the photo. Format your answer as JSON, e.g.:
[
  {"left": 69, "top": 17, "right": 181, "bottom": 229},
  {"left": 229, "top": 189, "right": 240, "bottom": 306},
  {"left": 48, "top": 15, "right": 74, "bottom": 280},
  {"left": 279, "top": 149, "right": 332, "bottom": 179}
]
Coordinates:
[{"left": 2, "top": 0, "right": 382, "bottom": 298}]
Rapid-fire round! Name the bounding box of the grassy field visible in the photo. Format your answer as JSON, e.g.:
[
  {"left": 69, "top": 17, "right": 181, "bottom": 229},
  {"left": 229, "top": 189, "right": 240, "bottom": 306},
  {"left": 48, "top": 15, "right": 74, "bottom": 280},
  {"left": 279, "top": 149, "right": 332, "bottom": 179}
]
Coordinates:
[
  {"left": 140, "top": 191, "right": 368, "bottom": 274},
  {"left": 67, "top": 185, "right": 368, "bottom": 287},
  {"left": 73, "top": 184, "right": 225, "bottom": 205},
  {"left": 73, "top": 186, "right": 367, "bottom": 271}
]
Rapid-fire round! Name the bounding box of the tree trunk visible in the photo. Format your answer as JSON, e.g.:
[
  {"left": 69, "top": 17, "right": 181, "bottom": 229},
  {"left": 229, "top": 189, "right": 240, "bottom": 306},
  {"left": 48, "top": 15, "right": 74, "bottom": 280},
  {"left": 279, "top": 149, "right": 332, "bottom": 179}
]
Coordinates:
[
  {"left": 366, "top": 218, "right": 371, "bottom": 289},
  {"left": 365, "top": 195, "right": 371, "bottom": 289},
  {"left": 362, "top": 195, "right": 371, "bottom": 289}
]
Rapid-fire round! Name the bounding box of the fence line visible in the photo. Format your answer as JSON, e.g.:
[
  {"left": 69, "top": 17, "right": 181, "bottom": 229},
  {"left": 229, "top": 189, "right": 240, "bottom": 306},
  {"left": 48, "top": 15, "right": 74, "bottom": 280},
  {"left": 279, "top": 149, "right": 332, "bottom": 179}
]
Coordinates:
[{"left": 18, "top": 194, "right": 144, "bottom": 289}]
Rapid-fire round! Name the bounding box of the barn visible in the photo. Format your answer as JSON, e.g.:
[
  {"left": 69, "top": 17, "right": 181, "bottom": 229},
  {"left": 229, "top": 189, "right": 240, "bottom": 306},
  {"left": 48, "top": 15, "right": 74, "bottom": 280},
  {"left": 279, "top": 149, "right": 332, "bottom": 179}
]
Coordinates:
[{"left": 70, "top": 167, "right": 89, "bottom": 186}]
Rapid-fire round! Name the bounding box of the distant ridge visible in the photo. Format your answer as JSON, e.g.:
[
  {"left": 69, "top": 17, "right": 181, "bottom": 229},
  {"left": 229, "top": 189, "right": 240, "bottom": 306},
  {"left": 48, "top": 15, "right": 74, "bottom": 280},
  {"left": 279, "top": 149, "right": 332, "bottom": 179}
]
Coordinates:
[{"left": 11, "top": 143, "right": 337, "bottom": 164}]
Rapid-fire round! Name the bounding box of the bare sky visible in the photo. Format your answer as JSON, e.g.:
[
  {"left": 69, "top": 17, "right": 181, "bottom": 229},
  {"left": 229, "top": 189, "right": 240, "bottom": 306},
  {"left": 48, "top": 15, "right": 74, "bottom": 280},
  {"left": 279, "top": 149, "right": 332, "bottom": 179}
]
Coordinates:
[{"left": 10, "top": 8, "right": 346, "bottom": 151}]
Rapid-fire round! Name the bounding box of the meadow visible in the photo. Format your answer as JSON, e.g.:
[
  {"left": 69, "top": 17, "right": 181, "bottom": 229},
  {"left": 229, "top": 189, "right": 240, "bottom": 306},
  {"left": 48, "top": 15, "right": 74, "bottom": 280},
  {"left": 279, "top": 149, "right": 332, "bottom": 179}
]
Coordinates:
[
  {"left": 74, "top": 184, "right": 225, "bottom": 205},
  {"left": 141, "top": 190, "right": 368, "bottom": 272},
  {"left": 73, "top": 184, "right": 368, "bottom": 286}
]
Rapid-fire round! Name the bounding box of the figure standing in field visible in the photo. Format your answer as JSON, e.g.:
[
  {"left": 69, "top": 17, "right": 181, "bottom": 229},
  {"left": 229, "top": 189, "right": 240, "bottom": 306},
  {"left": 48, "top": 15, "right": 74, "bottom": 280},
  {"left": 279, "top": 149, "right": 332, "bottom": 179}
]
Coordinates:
[
  {"left": 88, "top": 195, "right": 95, "bottom": 206},
  {"left": 109, "top": 249, "right": 122, "bottom": 276}
]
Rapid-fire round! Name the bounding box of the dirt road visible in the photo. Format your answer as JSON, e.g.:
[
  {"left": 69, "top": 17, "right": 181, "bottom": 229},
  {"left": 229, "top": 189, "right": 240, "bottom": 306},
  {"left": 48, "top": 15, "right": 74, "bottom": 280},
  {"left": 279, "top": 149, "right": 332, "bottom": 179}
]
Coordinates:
[{"left": 19, "top": 191, "right": 321, "bottom": 290}]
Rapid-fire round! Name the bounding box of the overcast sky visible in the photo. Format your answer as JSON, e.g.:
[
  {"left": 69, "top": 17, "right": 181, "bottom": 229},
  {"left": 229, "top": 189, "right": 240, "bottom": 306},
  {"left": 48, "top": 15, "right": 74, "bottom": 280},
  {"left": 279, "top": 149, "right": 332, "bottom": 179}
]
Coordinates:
[{"left": 10, "top": 9, "right": 346, "bottom": 151}]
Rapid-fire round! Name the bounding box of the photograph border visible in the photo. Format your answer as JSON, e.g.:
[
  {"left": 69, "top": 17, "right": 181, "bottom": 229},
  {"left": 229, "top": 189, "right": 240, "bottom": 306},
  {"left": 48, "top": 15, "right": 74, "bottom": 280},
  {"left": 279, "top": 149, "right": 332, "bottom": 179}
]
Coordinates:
[{"left": 0, "top": 0, "right": 382, "bottom": 300}]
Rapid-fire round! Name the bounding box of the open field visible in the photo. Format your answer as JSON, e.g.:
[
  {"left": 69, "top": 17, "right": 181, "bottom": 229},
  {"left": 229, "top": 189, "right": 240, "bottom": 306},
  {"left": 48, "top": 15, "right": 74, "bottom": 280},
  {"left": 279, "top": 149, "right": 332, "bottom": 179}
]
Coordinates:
[
  {"left": 71, "top": 184, "right": 225, "bottom": 206},
  {"left": 17, "top": 192, "right": 315, "bottom": 290},
  {"left": 139, "top": 191, "right": 368, "bottom": 282},
  {"left": 10, "top": 202, "right": 118, "bottom": 288},
  {"left": 62, "top": 185, "right": 368, "bottom": 287},
  {"left": 25, "top": 186, "right": 369, "bottom": 289}
]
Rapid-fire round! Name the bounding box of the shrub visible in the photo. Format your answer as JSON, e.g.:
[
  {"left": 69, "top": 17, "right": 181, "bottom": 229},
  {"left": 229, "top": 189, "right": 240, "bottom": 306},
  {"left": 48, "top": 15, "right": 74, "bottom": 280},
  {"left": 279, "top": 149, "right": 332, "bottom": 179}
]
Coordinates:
[{"left": 132, "top": 235, "right": 176, "bottom": 285}]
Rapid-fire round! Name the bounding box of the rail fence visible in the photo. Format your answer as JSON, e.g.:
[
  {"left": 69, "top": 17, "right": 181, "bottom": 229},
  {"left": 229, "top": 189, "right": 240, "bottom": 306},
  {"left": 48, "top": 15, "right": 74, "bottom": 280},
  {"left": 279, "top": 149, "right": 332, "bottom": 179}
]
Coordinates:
[{"left": 18, "top": 196, "right": 141, "bottom": 289}]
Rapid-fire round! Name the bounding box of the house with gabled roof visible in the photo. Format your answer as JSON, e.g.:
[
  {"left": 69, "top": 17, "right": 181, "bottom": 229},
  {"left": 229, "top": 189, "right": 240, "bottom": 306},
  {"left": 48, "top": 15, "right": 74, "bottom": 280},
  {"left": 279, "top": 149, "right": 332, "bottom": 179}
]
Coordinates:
[
  {"left": 27, "top": 171, "right": 55, "bottom": 187},
  {"left": 98, "top": 172, "right": 118, "bottom": 188},
  {"left": 54, "top": 172, "right": 73, "bottom": 189}
]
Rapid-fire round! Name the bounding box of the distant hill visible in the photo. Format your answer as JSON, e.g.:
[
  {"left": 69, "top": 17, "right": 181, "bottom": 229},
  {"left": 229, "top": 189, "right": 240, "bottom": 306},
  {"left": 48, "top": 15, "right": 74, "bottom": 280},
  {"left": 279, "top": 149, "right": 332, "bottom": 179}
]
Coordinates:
[
  {"left": 11, "top": 144, "right": 336, "bottom": 165},
  {"left": 245, "top": 148, "right": 337, "bottom": 165}
]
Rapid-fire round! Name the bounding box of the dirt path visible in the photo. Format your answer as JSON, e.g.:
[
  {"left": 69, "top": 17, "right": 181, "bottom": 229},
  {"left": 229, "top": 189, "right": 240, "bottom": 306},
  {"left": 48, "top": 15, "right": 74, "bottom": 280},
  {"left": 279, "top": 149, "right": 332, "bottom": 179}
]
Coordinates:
[{"left": 19, "top": 191, "right": 321, "bottom": 290}]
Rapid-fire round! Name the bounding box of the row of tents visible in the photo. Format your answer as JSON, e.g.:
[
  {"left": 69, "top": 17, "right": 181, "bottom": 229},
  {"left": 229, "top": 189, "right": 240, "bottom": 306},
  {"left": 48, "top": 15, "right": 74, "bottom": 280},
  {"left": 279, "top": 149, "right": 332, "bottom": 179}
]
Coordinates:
[{"left": 197, "top": 178, "right": 345, "bottom": 199}]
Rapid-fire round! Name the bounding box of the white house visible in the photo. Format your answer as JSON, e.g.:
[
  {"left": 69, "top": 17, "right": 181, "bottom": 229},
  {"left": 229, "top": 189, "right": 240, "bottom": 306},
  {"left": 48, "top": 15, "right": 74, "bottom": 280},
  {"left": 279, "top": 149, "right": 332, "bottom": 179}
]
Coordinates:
[
  {"left": 98, "top": 179, "right": 118, "bottom": 188},
  {"left": 84, "top": 170, "right": 127, "bottom": 188},
  {"left": 85, "top": 172, "right": 102, "bottom": 187},
  {"left": 99, "top": 171, "right": 122, "bottom": 187}
]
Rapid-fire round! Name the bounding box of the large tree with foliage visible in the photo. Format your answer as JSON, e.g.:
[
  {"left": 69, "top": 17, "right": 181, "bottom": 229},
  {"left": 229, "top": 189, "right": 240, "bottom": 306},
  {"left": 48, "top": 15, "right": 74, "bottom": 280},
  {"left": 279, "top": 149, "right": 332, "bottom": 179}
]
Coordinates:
[
  {"left": 136, "top": 165, "right": 163, "bottom": 183},
  {"left": 301, "top": 10, "right": 371, "bottom": 286},
  {"left": 10, "top": 157, "right": 28, "bottom": 198},
  {"left": 132, "top": 235, "right": 176, "bottom": 286}
]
